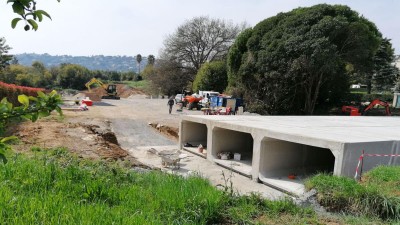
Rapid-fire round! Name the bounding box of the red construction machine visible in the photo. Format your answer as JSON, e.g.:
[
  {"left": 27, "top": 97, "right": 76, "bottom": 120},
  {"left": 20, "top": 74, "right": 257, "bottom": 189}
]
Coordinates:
[
  {"left": 342, "top": 99, "right": 391, "bottom": 116},
  {"left": 183, "top": 95, "right": 203, "bottom": 110}
]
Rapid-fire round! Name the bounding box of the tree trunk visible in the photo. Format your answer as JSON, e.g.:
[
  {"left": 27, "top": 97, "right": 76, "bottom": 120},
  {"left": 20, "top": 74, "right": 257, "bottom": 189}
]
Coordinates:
[{"left": 366, "top": 73, "right": 372, "bottom": 94}]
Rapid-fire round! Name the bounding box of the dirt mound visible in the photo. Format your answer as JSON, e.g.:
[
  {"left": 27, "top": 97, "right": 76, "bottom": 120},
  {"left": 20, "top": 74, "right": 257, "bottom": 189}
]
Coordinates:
[
  {"left": 149, "top": 123, "right": 179, "bottom": 140},
  {"left": 8, "top": 117, "right": 149, "bottom": 168},
  {"left": 81, "top": 84, "right": 146, "bottom": 100}
]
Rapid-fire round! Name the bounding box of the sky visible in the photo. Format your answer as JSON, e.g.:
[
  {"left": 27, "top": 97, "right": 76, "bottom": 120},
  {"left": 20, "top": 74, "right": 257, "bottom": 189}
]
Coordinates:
[{"left": 0, "top": 0, "right": 399, "bottom": 57}]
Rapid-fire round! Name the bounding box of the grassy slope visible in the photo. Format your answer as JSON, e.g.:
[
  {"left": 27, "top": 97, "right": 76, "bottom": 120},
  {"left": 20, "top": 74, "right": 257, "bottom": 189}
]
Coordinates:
[
  {"left": 1, "top": 147, "right": 394, "bottom": 224},
  {"left": 0, "top": 148, "right": 320, "bottom": 225},
  {"left": 305, "top": 166, "right": 400, "bottom": 223}
]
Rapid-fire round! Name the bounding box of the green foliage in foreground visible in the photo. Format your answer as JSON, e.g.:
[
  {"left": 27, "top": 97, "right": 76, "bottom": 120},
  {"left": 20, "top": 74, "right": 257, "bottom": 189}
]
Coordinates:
[
  {"left": 305, "top": 166, "right": 400, "bottom": 222},
  {"left": 0, "top": 148, "right": 319, "bottom": 225},
  {"left": 0, "top": 148, "right": 222, "bottom": 224},
  {"left": 0, "top": 90, "right": 63, "bottom": 163}
]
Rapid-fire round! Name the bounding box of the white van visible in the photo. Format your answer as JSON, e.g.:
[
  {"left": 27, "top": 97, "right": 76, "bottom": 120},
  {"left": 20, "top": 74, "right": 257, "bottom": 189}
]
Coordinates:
[{"left": 198, "top": 91, "right": 220, "bottom": 107}]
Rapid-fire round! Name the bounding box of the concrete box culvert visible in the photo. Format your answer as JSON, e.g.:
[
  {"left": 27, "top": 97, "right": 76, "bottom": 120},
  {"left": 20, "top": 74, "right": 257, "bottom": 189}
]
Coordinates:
[
  {"left": 180, "top": 121, "right": 208, "bottom": 158},
  {"left": 212, "top": 127, "right": 254, "bottom": 177},
  {"left": 258, "top": 137, "right": 335, "bottom": 195},
  {"left": 180, "top": 115, "right": 400, "bottom": 196}
]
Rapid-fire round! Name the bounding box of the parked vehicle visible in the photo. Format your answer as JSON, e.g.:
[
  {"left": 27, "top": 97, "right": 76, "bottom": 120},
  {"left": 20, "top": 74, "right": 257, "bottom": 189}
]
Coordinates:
[
  {"left": 198, "top": 91, "right": 220, "bottom": 107},
  {"left": 183, "top": 94, "right": 203, "bottom": 110}
]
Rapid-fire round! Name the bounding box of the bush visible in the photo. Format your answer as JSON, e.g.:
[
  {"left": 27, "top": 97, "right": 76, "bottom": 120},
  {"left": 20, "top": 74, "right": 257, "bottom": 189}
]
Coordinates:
[{"left": 0, "top": 81, "right": 44, "bottom": 106}]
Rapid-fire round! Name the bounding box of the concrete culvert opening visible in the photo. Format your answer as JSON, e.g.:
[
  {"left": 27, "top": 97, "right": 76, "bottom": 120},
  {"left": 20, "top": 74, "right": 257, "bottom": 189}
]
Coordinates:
[
  {"left": 259, "top": 137, "right": 335, "bottom": 195},
  {"left": 181, "top": 121, "right": 208, "bottom": 158},
  {"left": 212, "top": 127, "right": 253, "bottom": 177}
]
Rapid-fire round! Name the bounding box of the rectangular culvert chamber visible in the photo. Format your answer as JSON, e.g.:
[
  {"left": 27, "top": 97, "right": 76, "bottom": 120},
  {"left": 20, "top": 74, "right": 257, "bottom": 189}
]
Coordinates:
[
  {"left": 259, "top": 137, "right": 335, "bottom": 196},
  {"left": 180, "top": 121, "right": 208, "bottom": 158},
  {"left": 212, "top": 127, "right": 253, "bottom": 177}
]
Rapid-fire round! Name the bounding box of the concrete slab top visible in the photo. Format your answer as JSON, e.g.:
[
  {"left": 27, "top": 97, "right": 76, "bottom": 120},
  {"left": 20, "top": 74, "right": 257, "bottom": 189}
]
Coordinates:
[{"left": 182, "top": 115, "right": 400, "bottom": 144}]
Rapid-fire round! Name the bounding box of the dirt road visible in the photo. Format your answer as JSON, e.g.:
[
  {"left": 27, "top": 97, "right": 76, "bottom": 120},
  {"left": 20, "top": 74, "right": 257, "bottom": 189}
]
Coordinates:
[{"left": 87, "top": 98, "right": 203, "bottom": 146}]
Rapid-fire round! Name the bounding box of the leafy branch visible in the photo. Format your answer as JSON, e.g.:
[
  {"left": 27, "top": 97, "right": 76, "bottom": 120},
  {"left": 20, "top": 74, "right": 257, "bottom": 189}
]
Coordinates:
[
  {"left": 7, "top": 0, "right": 60, "bottom": 31},
  {"left": 0, "top": 90, "right": 63, "bottom": 163}
]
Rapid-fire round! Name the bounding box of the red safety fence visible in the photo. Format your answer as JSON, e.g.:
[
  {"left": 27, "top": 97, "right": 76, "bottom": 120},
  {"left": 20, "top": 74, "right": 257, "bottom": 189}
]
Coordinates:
[{"left": 354, "top": 150, "right": 400, "bottom": 180}]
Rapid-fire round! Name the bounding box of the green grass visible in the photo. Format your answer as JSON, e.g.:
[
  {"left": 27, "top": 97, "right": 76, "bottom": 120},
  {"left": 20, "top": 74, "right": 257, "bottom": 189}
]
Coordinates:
[
  {"left": 0, "top": 147, "right": 320, "bottom": 225},
  {"left": 0, "top": 148, "right": 221, "bottom": 224},
  {"left": 120, "top": 80, "right": 150, "bottom": 90},
  {"left": 305, "top": 166, "right": 400, "bottom": 222},
  {"left": 2, "top": 146, "right": 397, "bottom": 224}
]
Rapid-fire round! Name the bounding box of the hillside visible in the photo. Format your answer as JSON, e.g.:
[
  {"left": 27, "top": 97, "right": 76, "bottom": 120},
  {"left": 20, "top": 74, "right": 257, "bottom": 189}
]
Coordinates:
[{"left": 15, "top": 53, "right": 148, "bottom": 72}]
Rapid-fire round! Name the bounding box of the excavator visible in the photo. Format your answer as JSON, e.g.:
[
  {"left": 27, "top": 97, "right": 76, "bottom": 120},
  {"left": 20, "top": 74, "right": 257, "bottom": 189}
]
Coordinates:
[
  {"left": 342, "top": 99, "right": 391, "bottom": 116},
  {"left": 85, "top": 78, "right": 120, "bottom": 100}
]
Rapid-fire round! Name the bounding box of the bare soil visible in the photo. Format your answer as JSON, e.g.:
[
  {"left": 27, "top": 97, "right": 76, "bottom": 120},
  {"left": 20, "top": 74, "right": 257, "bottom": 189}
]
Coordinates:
[
  {"left": 7, "top": 87, "right": 198, "bottom": 168},
  {"left": 83, "top": 84, "right": 146, "bottom": 101}
]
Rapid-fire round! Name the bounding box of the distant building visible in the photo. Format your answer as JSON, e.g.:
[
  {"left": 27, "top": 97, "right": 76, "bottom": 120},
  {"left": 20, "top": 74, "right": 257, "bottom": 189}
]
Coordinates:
[{"left": 350, "top": 83, "right": 367, "bottom": 89}]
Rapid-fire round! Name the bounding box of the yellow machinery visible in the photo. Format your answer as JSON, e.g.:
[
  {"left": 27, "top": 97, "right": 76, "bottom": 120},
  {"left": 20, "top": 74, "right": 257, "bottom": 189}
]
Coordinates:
[{"left": 85, "top": 78, "right": 120, "bottom": 100}]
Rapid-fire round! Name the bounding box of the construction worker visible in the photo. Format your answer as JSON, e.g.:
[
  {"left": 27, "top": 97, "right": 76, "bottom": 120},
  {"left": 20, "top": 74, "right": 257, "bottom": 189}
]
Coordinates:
[{"left": 167, "top": 97, "right": 175, "bottom": 114}]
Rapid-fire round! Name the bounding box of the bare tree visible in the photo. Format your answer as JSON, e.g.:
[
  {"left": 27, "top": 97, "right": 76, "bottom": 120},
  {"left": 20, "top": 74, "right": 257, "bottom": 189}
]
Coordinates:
[{"left": 161, "top": 16, "right": 243, "bottom": 82}]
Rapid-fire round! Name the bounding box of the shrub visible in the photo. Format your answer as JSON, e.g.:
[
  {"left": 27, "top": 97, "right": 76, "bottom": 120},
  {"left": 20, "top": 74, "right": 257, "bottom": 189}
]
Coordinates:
[{"left": 0, "top": 81, "right": 44, "bottom": 106}]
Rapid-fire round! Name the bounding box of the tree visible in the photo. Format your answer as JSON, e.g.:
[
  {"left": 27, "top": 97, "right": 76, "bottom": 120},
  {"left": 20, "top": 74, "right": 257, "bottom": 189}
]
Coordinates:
[
  {"left": 141, "top": 64, "right": 155, "bottom": 80},
  {"left": 147, "top": 55, "right": 155, "bottom": 65},
  {"left": 227, "top": 4, "right": 381, "bottom": 115},
  {"left": 372, "top": 38, "right": 399, "bottom": 92},
  {"left": 136, "top": 54, "right": 142, "bottom": 74},
  {"left": 148, "top": 58, "right": 190, "bottom": 97},
  {"left": 7, "top": 0, "right": 60, "bottom": 31},
  {"left": 58, "top": 64, "right": 91, "bottom": 90},
  {"left": 193, "top": 61, "right": 227, "bottom": 93},
  {"left": 0, "top": 37, "right": 13, "bottom": 70},
  {"left": 161, "top": 16, "right": 243, "bottom": 82},
  {"left": 0, "top": 64, "right": 28, "bottom": 84}
]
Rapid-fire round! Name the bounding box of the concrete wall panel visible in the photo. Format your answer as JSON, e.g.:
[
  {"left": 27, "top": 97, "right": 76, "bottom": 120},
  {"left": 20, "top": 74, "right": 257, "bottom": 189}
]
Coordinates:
[
  {"left": 260, "top": 137, "right": 335, "bottom": 178},
  {"left": 342, "top": 141, "right": 400, "bottom": 177},
  {"left": 180, "top": 121, "right": 208, "bottom": 147},
  {"left": 212, "top": 127, "right": 253, "bottom": 160}
]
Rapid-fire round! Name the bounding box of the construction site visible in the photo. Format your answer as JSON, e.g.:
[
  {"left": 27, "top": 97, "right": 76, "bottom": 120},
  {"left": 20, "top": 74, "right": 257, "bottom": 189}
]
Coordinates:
[{"left": 37, "top": 85, "right": 397, "bottom": 198}]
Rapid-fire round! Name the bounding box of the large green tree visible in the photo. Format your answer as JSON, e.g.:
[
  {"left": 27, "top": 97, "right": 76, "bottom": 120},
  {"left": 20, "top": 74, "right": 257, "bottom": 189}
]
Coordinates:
[
  {"left": 58, "top": 64, "right": 91, "bottom": 90},
  {"left": 227, "top": 4, "right": 381, "bottom": 115},
  {"left": 193, "top": 61, "right": 227, "bottom": 93}
]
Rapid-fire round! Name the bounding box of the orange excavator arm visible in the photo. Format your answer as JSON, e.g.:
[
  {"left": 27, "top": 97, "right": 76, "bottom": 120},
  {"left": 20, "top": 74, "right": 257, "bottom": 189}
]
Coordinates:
[{"left": 363, "top": 99, "right": 391, "bottom": 116}]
